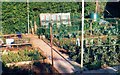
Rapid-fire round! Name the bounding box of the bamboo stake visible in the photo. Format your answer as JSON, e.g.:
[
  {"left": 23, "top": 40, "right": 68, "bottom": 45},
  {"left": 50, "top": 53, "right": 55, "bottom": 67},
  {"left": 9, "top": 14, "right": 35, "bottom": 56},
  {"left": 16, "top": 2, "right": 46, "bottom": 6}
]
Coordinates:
[
  {"left": 50, "top": 14, "right": 54, "bottom": 66},
  {"left": 95, "top": 0, "right": 98, "bottom": 13},
  {"left": 27, "top": 0, "right": 30, "bottom": 34},
  {"left": 81, "top": 0, "right": 84, "bottom": 69}
]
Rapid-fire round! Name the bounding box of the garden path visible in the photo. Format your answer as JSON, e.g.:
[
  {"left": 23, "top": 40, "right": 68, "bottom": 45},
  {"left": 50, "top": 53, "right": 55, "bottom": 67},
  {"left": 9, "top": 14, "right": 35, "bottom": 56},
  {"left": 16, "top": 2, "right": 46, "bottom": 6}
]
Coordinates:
[{"left": 26, "top": 34, "right": 81, "bottom": 73}]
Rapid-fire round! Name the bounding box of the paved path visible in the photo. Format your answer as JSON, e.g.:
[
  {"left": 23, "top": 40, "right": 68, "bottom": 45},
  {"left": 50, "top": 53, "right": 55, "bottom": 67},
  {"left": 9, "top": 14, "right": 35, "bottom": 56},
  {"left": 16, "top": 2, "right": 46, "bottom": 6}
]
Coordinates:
[{"left": 27, "top": 34, "right": 81, "bottom": 73}]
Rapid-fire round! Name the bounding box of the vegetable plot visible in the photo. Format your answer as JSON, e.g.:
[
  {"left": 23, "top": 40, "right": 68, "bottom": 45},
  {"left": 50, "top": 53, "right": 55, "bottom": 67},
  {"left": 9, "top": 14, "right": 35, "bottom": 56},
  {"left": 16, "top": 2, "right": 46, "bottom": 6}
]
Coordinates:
[
  {"left": 2, "top": 49, "right": 46, "bottom": 64},
  {"left": 51, "top": 18, "right": 120, "bottom": 70}
]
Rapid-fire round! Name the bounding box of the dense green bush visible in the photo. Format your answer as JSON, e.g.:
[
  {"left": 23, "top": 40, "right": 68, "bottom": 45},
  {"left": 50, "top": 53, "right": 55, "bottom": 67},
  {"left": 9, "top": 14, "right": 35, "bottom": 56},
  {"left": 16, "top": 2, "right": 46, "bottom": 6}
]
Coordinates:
[
  {"left": 2, "top": 2, "right": 106, "bottom": 34},
  {"left": 2, "top": 2, "right": 27, "bottom": 34}
]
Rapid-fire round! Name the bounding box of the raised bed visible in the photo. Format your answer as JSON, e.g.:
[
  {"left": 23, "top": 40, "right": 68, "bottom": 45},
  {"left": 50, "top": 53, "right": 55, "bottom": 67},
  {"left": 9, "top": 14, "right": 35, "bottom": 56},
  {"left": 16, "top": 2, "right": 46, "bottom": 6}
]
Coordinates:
[
  {"left": 1, "top": 47, "right": 59, "bottom": 74},
  {"left": 1, "top": 48, "right": 46, "bottom": 64}
]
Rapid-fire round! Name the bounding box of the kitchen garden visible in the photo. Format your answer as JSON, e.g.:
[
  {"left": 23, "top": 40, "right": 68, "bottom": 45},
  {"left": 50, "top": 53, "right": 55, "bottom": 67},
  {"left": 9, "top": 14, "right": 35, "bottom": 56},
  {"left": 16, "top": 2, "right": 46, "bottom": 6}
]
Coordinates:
[{"left": 39, "top": 18, "right": 120, "bottom": 70}]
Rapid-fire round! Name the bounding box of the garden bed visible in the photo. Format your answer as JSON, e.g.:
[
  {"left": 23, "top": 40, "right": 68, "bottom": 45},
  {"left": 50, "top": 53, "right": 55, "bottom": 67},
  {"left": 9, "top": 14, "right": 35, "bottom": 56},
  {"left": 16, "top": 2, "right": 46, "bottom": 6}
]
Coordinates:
[
  {"left": 1, "top": 47, "right": 46, "bottom": 64},
  {"left": 1, "top": 47, "right": 59, "bottom": 74},
  {"left": 52, "top": 36, "right": 120, "bottom": 70}
]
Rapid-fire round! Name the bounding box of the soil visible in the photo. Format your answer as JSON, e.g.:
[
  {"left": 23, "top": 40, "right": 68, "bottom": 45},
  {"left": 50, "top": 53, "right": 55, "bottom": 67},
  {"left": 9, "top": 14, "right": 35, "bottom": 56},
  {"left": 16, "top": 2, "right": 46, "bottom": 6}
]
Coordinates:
[{"left": 2, "top": 61, "right": 59, "bottom": 75}]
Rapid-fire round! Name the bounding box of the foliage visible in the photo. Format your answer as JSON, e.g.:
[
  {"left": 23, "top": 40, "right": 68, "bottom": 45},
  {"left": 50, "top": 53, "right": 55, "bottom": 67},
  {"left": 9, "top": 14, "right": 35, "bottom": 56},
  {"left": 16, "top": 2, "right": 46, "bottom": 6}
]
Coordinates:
[
  {"left": 2, "top": 49, "right": 45, "bottom": 64},
  {"left": 2, "top": 2, "right": 27, "bottom": 34},
  {"left": 84, "top": 2, "right": 106, "bottom": 17},
  {"left": 52, "top": 19, "right": 120, "bottom": 70},
  {"left": 51, "top": 18, "right": 119, "bottom": 40},
  {"left": 36, "top": 27, "right": 45, "bottom": 38},
  {"left": 2, "top": 2, "right": 106, "bottom": 34},
  {"left": 54, "top": 37, "right": 120, "bottom": 70}
]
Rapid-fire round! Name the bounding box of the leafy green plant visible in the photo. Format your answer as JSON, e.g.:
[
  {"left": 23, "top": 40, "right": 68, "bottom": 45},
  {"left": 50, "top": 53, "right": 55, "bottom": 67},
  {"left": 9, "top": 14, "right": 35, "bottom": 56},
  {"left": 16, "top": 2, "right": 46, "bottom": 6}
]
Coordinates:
[
  {"left": 36, "top": 27, "right": 45, "bottom": 39},
  {"left": 2, "top": 49, "right": 45, "bottom": 64},
  {"left": 53, "top": 35, "right": 119, "bottom": 70}
]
